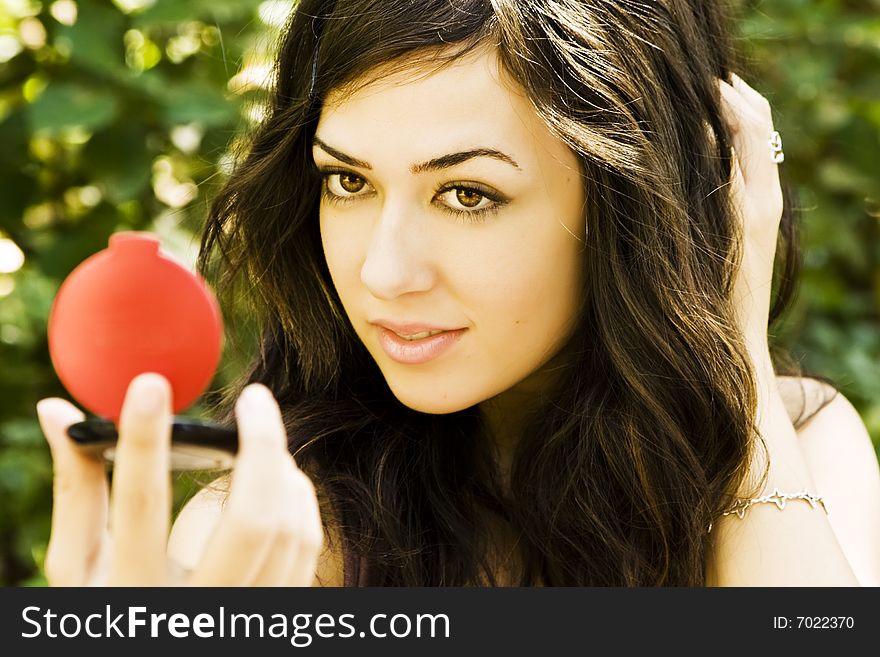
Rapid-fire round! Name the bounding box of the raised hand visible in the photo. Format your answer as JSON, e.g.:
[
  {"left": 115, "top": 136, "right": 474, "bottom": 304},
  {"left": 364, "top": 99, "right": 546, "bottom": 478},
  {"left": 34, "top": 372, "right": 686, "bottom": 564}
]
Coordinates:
[
  {"left": 36, "top": 374, "right": 323, "bottom": 586},
  {"left": 718, "top": 73, "right": 785, "bottom": 368}
]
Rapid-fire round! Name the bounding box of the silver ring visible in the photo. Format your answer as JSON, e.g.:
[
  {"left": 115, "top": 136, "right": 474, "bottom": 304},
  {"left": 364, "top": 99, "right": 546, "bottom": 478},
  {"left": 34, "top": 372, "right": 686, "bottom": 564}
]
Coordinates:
[{"left": 769, "top": 130, "right": 785, "bottom": 164}]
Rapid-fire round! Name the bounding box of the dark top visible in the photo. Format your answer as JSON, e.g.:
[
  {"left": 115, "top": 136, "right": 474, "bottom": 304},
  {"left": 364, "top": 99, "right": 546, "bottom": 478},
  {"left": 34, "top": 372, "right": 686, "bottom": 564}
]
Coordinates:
[{"left": 342, "top": 548, "right": 371, "bottom": 587}]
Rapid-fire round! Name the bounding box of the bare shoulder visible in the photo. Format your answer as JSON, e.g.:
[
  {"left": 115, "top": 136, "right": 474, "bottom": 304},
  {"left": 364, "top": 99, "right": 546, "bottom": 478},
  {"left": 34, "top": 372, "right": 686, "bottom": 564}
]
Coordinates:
[
  {"left": 777, "top": 376, "right": 880, "bottom": 586},
  {"left": 167, "top": 473, "right": 347, "bottom": 587},
  {"left": 775, "top": 375, "right": 838, "bottom": 429},
  {"left": 166, "top": 475, "right": 229, "bottom": 574}
]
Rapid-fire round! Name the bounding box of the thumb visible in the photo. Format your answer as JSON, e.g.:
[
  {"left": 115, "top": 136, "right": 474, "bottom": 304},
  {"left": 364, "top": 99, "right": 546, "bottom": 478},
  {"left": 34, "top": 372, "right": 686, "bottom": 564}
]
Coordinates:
[{"left": 36, "top": 398, "right": 109, "bottom": 586}]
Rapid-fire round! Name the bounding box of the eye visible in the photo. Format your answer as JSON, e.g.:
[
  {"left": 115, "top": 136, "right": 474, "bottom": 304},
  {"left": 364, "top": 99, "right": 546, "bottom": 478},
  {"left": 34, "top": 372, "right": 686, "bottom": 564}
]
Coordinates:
[
  {"left": 436, "top": 182, "right": 507, "bottom": 218},
  {"left": 326, "top": 172, "right": 368, "bottom": 196},
  {"left": 316, "top": 166, "right": 509, "bottom": 224},
  {"left": 447, "top": 187, "right": 489, "bottom": 210}
]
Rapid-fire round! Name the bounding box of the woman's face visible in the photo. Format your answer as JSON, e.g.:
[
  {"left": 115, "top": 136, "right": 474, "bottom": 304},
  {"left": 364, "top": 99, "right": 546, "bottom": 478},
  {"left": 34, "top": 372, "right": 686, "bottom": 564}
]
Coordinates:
[{"left": 314, "top": 44, "right": 586, "bottom": 415}]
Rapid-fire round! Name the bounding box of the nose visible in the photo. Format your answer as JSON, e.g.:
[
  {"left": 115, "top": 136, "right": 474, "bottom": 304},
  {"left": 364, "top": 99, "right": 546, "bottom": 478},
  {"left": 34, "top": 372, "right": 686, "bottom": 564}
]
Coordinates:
[{"left": 360, "top": 201, "right": 435, "bottom": 300}]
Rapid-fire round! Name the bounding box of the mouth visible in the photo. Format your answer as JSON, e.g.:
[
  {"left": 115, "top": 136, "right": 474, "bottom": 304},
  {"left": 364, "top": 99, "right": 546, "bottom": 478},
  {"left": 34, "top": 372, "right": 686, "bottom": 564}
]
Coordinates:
[
  {"left": 392, "top": 329, "right": 447, "bottom": 341},
  {"left": 373, "top": 325, "right": 467, "bottom": 365},
  {"left": 370, "top": 319, "right": 465, "bottom": 337}
]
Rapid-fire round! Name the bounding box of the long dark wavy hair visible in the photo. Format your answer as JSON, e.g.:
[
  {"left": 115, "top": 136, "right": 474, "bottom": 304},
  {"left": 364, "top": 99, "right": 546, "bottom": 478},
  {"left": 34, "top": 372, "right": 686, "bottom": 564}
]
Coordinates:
[{"left": 197, "top": 0, "right": 821, "bottom": 585}]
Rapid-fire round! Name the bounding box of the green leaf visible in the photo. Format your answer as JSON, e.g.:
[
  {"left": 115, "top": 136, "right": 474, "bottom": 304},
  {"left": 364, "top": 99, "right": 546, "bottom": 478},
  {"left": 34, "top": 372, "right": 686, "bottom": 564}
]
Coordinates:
[
  {"left": 134, "top": 0, "right": 265, "bottom": 27},
  {"left": 27, "top": 83, "right": 119, "bottom": 133},
  {"left": 55, "top": 0, "right": 127, "bottom": 75},
  {"left": 35, "top": 204, "right": 120, "bottom": 279},
  {"left": 0, "top": 419, "right": 43, "bottom": 448},
  {"left": 0, "top": 170, "right": 37, "bottom": 233},
  {"left": 0, "top": 109, "right": 30, "bottom": 168},
  {"left": 159, "top": 83, "right": 238, "bottom": 127},
  {"left": 82, "top": 123, "right": 153, "bottom": 203}
]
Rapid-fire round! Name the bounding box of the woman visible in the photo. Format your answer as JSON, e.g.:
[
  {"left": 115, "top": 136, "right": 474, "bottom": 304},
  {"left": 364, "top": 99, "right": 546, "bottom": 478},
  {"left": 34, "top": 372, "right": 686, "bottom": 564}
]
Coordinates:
[{"left": 36, "top": 0, "right": 880, "bottom": 586}]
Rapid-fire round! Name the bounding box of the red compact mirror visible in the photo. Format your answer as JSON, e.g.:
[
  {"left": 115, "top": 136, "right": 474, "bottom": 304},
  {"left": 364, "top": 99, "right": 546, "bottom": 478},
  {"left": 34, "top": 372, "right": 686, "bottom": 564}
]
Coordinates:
[{"left": 47, "top": 232, "right": 237, "bottom": 470}]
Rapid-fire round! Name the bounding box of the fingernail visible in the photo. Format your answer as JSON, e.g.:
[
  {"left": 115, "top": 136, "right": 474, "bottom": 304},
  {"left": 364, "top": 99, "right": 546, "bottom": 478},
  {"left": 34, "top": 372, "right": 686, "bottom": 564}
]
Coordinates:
[
  {"left": 241, "top": 384, "right": 270, "bottom": 408},
  {"left": 35, "top": 400, "right": 54, "bottom": 438},
  {"left": 35, "top": 399, "right": 51, "bottom": 419},
  {"left": 36, "top": 399, "right": 65, "bottom": 447},
  {"left": 130, "top": 373, "right": 167, "bottom": 413},
  {"left": 36, "top": 398, "right": 63, "bottom": 424}
]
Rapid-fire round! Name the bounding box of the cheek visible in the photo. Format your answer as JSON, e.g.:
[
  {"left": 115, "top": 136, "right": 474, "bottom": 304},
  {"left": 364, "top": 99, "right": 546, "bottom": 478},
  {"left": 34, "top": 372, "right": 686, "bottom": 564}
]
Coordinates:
[
  {"left": 464, "top": 228, "right": 582, "bottom": 356},
  {"left": 320, "top": 214, "right": 365, "bottom": 299}
]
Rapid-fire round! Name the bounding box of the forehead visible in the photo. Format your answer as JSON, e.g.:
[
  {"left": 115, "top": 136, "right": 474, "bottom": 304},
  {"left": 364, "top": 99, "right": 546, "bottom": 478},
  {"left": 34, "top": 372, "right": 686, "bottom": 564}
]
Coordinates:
[{"left": 315, "top": 46, "right": 558, "bottom": 166}]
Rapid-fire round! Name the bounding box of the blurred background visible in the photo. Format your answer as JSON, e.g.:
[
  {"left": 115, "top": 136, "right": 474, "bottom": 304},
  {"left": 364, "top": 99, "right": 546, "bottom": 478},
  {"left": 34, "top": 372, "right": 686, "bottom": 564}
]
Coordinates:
[{"left": 0, "top": 0, "right": 877, "bottom": 585}]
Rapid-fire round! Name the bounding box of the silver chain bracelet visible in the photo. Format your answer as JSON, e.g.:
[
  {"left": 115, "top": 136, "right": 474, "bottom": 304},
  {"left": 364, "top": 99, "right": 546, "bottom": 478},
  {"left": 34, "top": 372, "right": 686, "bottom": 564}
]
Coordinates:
[{"left": 707, "top": 488, "right": 827, "bottom": 534}]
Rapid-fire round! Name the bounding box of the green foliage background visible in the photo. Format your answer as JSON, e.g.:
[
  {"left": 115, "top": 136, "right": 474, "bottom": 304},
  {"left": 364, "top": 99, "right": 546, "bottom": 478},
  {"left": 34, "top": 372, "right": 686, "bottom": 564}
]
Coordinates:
[{"left": 0, "top": 0, "right": 877, "bottom": 586}]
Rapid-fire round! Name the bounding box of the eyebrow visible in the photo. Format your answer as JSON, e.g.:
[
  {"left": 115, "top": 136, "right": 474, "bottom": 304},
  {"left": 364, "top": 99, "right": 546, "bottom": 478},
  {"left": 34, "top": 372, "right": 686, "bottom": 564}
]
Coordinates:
[{"left": 312, "top": 136, "right": 522, "bottom": 174}]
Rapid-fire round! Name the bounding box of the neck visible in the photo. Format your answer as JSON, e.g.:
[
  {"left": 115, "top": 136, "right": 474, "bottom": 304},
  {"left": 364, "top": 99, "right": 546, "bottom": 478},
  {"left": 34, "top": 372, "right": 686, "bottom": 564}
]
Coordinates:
[
  {"left": 478, "top": 345, "right": 575, "bottom": 489},
  {"left": 474, "top": 350, "right": 576, "bottom": 587},
  {"left": 479, "top": 388, "right": 541, "bottom": 492}
]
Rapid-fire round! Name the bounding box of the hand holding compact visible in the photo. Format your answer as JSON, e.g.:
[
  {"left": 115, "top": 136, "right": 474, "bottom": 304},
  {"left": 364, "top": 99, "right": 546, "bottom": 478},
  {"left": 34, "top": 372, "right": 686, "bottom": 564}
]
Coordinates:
[
  {"left": 36, "top": 375, "right": 324, "bottom": 586},
  {"left": 48, "top": 232, "right": 236, "bottom": 470}
]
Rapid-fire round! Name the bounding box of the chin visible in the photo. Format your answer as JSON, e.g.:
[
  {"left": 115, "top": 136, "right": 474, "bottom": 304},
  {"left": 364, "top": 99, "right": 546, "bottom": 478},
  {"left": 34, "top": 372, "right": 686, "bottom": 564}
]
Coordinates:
[{"left": 386, "top": 382, "right": 478, "bottom": 415}]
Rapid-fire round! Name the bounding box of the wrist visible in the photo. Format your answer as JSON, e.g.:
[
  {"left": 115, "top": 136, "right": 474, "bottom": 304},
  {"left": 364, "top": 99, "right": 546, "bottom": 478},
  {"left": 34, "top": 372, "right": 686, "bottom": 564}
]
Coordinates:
[{"left": 739, "top": 363, "right": 818, "bottom": 497}]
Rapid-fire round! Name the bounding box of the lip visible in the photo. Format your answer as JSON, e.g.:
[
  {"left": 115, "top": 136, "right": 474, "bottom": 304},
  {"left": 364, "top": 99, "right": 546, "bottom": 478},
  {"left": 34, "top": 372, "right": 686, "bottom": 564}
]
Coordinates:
[
  {"left": 375, "top": 325, "right": 467, "bottom": 365},
  {"left": 371, "top": 319, "right": 464, "bottom": 336}
]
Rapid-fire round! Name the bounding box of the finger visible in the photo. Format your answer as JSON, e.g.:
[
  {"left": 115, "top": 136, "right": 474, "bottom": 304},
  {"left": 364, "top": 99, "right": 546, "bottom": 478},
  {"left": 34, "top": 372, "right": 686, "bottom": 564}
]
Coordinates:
[
  {"left": 189, "top": 384, "right": 292, "bottom": 586},
  {"left": 108, "top": 373, "right": 172, "bottom": 585},
  {"left": 718, "top": 79, "right": 780, "bottom": 193},
  {"left": 718, "top": 80, "right": 759, "bottom": 183},
  {"left": 284, "top": 466, "right": 324, "bottom": 587},
  {"left": 36, "top": 398, "right": 108, "bottom": 586},
  {"left": 728, "top": 146, "right": 747, "bottom": 219},
  {"left": 251, "top": 536, "right": 299, "bottom": 586},
  {"left": 730, "top": 73, "right": 773, "bottom": 120},
  {"left": 251, "top": 474, "right": 300, "bottom": 587}
]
